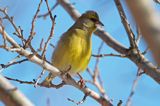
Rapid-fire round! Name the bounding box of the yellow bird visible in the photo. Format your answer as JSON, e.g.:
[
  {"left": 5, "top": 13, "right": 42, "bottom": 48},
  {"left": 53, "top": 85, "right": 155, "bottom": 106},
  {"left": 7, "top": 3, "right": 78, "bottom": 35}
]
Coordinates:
[{"left": 43, "top": 11, "right": 103, "bottom": 85}]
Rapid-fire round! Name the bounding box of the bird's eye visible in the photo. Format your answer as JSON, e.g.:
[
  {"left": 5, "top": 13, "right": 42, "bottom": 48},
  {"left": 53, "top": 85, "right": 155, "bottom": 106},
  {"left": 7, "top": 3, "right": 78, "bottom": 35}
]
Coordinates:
[{"left": 90, "top": 18, "right": 97, "bottom": 22}]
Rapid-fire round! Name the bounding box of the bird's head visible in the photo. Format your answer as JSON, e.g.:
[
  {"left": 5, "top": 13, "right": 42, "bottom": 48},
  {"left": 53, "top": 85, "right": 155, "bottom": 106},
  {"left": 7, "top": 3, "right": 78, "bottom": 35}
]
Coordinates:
[
  {"left": 78, "top": 11, "right": 104, "bottom": 32},
  {"left": 82, "top": 11, "right": 104, "bottom": 26}
]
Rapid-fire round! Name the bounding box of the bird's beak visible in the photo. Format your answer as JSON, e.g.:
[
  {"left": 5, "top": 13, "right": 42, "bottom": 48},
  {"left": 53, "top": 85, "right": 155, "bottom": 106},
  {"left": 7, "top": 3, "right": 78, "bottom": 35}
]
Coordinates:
[{"left": 96, "top": 20, "right": 104, "bottom": 26}]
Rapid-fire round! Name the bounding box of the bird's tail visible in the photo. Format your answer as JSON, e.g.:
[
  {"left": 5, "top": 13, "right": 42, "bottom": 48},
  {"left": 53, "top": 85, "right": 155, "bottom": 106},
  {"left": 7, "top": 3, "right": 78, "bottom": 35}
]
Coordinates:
[{"left": 42, "top": 73, "right": 56, "bottom": 86}]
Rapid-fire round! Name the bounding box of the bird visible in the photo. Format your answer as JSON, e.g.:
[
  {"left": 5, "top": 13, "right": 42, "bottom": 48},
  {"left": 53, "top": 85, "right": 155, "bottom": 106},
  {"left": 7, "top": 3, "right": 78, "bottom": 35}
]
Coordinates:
[{"left": 42, "top": 11, "right": 103, "bottom": 86}]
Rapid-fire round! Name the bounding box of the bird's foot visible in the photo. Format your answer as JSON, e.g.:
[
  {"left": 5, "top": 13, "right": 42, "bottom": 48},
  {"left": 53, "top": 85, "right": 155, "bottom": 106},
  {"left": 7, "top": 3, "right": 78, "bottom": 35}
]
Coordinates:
[
  {"left": 61, "top": 65, "right": 72, "bottom": 76},
  {"left": 41, "top": 80, "right": 52, "bottom": 88},
  {"left": 77, "top": 73, "right": 86, "bottom": 88}
]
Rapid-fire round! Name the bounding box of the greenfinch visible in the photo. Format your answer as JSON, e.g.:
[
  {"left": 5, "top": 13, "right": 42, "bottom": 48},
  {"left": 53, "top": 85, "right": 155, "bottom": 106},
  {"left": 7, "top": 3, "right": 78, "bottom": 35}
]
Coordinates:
[{"left": 43, "top": 11, "right": 103, "bottom": 85}]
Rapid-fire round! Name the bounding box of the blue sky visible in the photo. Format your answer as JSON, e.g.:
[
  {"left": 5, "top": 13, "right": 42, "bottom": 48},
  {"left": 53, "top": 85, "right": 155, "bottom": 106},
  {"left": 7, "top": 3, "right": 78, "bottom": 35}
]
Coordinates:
[{"left": 0, "top": 0, "right": 160, "bottom": 106}]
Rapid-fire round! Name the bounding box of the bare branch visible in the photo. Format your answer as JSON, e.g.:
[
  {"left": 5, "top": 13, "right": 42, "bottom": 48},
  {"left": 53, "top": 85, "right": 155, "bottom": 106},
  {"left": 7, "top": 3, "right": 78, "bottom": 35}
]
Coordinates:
[
  {"left": 0, "top": 75, "right": 33, "bottom": 106},
  {"left": 5, "top": 73, "right": 113, "bottom": 106},
  {"left": 114, "top": 0, "right": 136, "bottom": 48},
  {"left": 126, "top": 0, "right": 160, "bottom": 65},
  {"left": 0, "top": 8, "right": 38, "bottom": 56},
  {"left": 0, "top": 8, "right": 22, "bottom": 38},
  {"left": 0, "top": 8, "right": 25, "bottom": 45}
]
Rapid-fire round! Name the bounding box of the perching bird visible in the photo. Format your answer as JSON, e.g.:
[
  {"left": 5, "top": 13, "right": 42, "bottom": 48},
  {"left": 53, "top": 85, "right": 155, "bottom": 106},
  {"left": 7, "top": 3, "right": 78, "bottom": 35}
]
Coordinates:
[{"left": 43, "top": 11, "right": 103, "bottom": 85}]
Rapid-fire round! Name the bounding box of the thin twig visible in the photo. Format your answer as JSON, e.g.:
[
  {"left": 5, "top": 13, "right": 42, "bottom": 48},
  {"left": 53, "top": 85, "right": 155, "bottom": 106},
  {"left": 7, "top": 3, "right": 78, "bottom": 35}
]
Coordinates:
[
  {"left": 41, "top": 0, "right": 56, "bottom": 59},
  {"left": 86, "top": 67, "right": 93, "bottom": 77},
  {"left": 25, "top": 0, "right": 43, "bottom": 48},
  {"left": 142, "top": 47, "right": 149, "bottom": 55},
  {"left": 0, "top": 8, "right": 21, "bottom": 37},
  {"left": 37, "top": 38, "right": 44, "bottom": 52},
  {"left": 86, "top": 42, "right": 110, "bottom": 100},
  {"left": 61, "top": 74, "right": 113, "bottom": 106},
  {"left": 38, "top": 2, "right": 59, "bottom": 18},
  {"left": 92, "top": 53, "right": 127, "bottom": 58},
  {"left": 0, "top": 22, "right": 7, "bottom": 47},
  {"left": 41, "top": 18, "right": 56, "bottom": 57},
  {"left": 93, "top": 42, "right": 104, "bottom": 81},
  {"left": 126, "top": 68, "right": 143, "bottom": 106},
  {"left": 67, "top": 92, "right": 90, "bottom": 105},
  {"left": 92, "top": 42, "right": 107, "bottom": 97},
  {"left": 0, "top": 8, "right": 38, "bottom": 56},
  {"left": 5, "top": 76, "right": 66, "bottom": 89},
  {"left": 49, "top": 43, "right": 55, "bottom": 49},
  {"left": 0, "top": 8, "right": 25, "bottom": 44},
  {"left": 136, "top": 27, "right": 142, "bottom": 45},
  {"left": 34, "top": 68, "right": 46, "bottom": 87},
  {"left": 114, "top": 0, "right": 136, "bottom": 48},
  {"left": 0, "top": 59, "right": 28, "bottom": 70}
]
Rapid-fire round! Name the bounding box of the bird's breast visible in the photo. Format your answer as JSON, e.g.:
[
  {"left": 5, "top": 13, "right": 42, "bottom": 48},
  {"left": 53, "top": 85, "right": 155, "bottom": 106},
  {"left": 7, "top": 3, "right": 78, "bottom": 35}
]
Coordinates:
[
  {"left": 52, "top": 28, "right": 92, "bottom": 73},
  {"left": 68, "top": 31, "right": 92, "bottom": 72}
]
